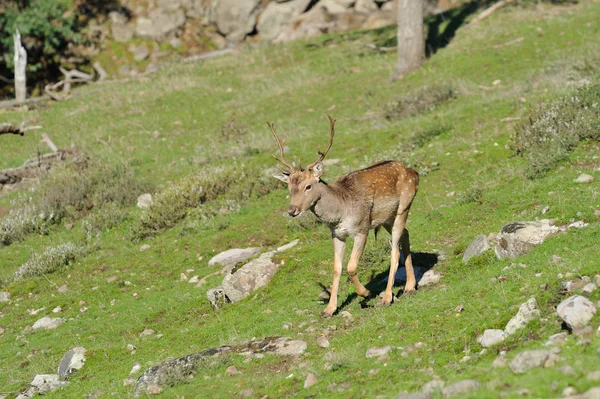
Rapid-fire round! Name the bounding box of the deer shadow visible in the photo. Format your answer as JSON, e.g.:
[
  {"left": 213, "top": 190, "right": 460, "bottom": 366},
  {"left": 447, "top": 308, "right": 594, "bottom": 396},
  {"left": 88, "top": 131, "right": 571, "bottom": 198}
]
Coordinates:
[{"left": 323, "top": 251, "right": 440, "bottom": 314}]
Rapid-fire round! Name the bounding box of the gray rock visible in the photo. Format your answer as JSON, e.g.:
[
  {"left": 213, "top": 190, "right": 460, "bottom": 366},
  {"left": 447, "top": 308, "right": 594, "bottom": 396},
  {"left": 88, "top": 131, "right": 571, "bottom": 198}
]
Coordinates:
[
  {"left": 355, "top": 0, "right": 378, "bottom": 13},
  {"left": 58, "top": 347, "right": 86, "bottom": 380},
  {"left": 398, "top": 392, "right": 432, "bottom": 399},
  {"left": 316, "top": 336, "right": 330, "bottom": 348},
  {"left": 418, "top": 269, "right": 441, "bottom": 286},
  {"left": 132, "top": 45, "right": 150, "bottom": 62},
  {"left": 495, "top": 219, "right": 561, "bottom": 259},
  {"left": 421, "top": 379, "right": 445, "bottom": 394},
  {"left": 257, "top": 1, "right": 296, "bottom": 41},
  {"left": 110, "top": 18, "right": 134, "bottom": 42},
  {"left": 304, "top": 373, "right": 318, "bottom": 389},
  {"left": 135, "top": 8, "right": 186, "bottom": 41},
  {"left": 574, "top": 173, "right": 594, "bottom": 183},
  {"left": 441, "top": 379, "right": 480, "bottom": 397},
  {"left": 366, "top": 346, "right": 393, "bottom": 358},
  {"left": 277, "top": 239, "right": 299, "bottom": 252},
  {"left": 462, "top": 234, "right": 490, "bottom": 263},
  {"left": 544, "top": 332, "right": 568, "bottom": 346},
  {"left": 557, "top": 295, "right": 597, "bottom": 329},
  {"left": 477, "top": 329, "right": 506, "bottom": 347},
  {"left": 30, "top": 374, "right": 67, "bottom": 394},
  {"left": 211, "top": 0, "right": 261, "bottom": 43},
  {"left": 206, "top": 285, "right": 228, "bottom": 309},
  {"left": 134, "top": 337, "right": 306, "bottom": 396},
  {"left": 509, "top": 349, "right": 551, "bottom": 374},
  {"left": 0, "top": 291, "right": 9, "bottom": 302},
  {"left": 221, "top": 251, "right": 280, "bottom": 303},
  {"left": 582, "top": 283, "right": 597, "bottom": 294},
  {"left": 563, "top": 387, "right": 600, "bottom": 399},
  {"left": 137, "top": 194, "right": 153, "bottom": 209},
  {"left": 587, "top": 370, "right": 600, "bottom": 381},
  {"left": 504, "top": 297, "right": 540, "bottom": 335},
  {"left": 32, "top": 316, "right": 64, "bottom": 330},
  {"left": 208, "top": 247, "right": 262, "bottom": 268}
]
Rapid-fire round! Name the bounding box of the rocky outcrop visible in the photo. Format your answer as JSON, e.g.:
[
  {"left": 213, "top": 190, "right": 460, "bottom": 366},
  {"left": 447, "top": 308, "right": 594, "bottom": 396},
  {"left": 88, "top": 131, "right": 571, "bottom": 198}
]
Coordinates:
[
  {"left": 134, "top": 337, "right": 307, "bottom": 397},
  {"left": 495, "top": 219, "right": 561, "bottom": 259}
]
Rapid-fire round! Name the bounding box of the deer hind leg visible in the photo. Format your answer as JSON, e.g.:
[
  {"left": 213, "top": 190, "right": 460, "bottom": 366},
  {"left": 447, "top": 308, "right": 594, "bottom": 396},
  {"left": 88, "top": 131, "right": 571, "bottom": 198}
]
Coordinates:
[
  {"left": 401, "top": 228, "right": 416, "bottom": 294},
  {"left": 322, "top": 236, "right": 346, "bottom": 318},
  {"left": 347, "top": 232, "right": 370, "bottom": 298},
  {"left": 382, "top": 211, "right": 410, "bottom": 305}
]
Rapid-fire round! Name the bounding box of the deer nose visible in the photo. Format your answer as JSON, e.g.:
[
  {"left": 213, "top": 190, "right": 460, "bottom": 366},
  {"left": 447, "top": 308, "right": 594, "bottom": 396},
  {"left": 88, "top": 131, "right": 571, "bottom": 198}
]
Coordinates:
[{"left": 288, "top": 205, "right": 299, "bottom": 217}]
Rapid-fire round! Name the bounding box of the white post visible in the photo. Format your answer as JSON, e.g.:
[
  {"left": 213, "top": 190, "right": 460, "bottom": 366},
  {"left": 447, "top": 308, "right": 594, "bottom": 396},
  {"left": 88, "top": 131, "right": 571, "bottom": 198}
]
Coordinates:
[{"left": 14, "top": 29, "right": 27, "bottom": 103}]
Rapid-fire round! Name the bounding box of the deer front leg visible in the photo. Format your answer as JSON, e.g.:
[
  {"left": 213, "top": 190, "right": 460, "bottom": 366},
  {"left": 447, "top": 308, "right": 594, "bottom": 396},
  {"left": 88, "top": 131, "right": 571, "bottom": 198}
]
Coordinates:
[
  {"left": 382, "top": 212, "right": 409, "bottom": 305},
  {"left": 348, "top": 232, "right": 370, "bottom": 297},
  {"left": 322, "top": 236, "right": 345, "bottom": 318}
]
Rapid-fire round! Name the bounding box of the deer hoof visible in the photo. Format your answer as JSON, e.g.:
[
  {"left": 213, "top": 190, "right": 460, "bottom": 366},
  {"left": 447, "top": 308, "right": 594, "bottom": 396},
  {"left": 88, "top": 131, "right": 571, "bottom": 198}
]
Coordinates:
[
  {"left": 320, "top": 311, "right": 333, "bottom": 318},
  {"left": 380, "top": 294, "right": 394, "bottom": 306},
  {"left": 357, "top": 288, "right": 371, "bottom": 298}
]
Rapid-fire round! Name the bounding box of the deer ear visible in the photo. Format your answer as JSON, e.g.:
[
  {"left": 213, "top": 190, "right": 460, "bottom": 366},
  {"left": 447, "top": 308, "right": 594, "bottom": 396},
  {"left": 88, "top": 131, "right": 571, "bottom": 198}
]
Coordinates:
[
  {"left": 273, "top": 172, "right": 289, "bottom": 183},
  {"left": 310, "top": 162, "right": 324, "bottom": 178}
]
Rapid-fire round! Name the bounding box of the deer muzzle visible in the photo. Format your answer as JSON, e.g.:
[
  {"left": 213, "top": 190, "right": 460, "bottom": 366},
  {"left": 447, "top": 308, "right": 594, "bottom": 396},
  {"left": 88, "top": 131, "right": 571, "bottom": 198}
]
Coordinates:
[{"left": 288, "top": 205, "right": 301, "bottom": 217}]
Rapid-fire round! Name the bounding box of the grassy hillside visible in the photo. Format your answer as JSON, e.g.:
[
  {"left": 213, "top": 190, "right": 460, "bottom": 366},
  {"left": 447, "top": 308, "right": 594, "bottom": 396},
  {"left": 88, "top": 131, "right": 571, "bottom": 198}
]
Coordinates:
[{"left": 1, "top": 2, "right": 599, "bottom": 398}]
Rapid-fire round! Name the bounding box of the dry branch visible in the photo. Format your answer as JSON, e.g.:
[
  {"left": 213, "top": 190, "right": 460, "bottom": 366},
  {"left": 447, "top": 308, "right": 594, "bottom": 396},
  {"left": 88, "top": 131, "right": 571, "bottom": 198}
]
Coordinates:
[{"left": 464, "top": 0, "right": 516, "bottom": 29}]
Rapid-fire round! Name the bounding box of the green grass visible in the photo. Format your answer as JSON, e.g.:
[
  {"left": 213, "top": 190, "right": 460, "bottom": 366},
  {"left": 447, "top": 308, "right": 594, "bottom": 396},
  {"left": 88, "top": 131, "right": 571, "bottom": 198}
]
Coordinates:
[{"left": 1, "top": 2, "right": 599, "bottom": 398}]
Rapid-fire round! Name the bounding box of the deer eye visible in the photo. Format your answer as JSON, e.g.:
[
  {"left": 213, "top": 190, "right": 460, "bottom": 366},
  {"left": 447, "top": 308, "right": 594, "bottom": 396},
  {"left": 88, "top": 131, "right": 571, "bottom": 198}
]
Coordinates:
[{"left": 305, "top": 184, "right": 312, "bottom": 191}]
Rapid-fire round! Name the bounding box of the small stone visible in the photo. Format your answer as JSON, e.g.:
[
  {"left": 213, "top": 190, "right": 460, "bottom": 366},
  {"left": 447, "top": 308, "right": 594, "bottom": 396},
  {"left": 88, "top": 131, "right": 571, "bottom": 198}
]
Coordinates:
[
  {"left": 140, "top": 329, "right": 155, "bottom": 336},
  {"left": 505, "top": 297, "right": 540, "bottom": 336},
  {"left": 123, "top": 377, "right": 135, "bottom": 386},
  {"left": 140, "top": 244, "right": 150, "bottom": 252},
  {"left": 477, "top": 329, "right": 506, "bottom": 347},
  {"left": 106, "top": 275, "right": 118, "bottom": 283},
  {"left": 146, "top": 384, "right": 162, "bottom": 394},
  {"left": 339, "top": 311, "right": 354, "bottom": 323},
  {"left": 52, "top": 306, "right": 62, "bottom": 313},
  {"left": 509, "top": 350, "right": 551, "bottom": 374},
  {"left": 454, "top": 305, "right": 464, "bottom": 313},
  {"left": 366, "top": 346, "right": 393, "bottom": 358},
  {"left": 557, "top": 295, "right": 597, "bottom": 329},
  {"left": 595, "top": 210, "right": 600, "bottom": 217},
  {"left": 492, "top": 356, "right": 507, "bottom": 368},
  {"left": 319, "top": 290, "right": 330, "bottom": 300},
  {"left": 132, "top": 44, "right": 150, "bottom": 62},
  {"left": 316, "top": 336, "right": 330, "bottom": 348},
  {"left": 226, "top": 366, "right": 240, "bottom": 376},
  {"left": 130, "top": 364, "right": 141, "bottom": 375},
  {"left": 240, "top": 389, "right": 253, "bottom": 398},
  {"left": 58, "top": 347, "right": 86, "bottom": 379},
  {"left": 446, "top": 191, "right": 456, "bottom": 197},
  {"left": 188, "top": 276, "right": 199, "bottom": 284},
  {"left": 57, "top": 284, "right": 68, "bottom": 293},
  {"left": 127, "top": 344, "right": 136, "bottom": 352},
  {"left": 32, "top": 317, "right": 64, "bottom": 330},
  {"left": 419, "top": 270, "right": 441, "bottom": 286},
  {"left": 304, "top": 373, "right": 318, "bottom": 389},
  {"left": 542, "top": 206, "right": 550, "bottom": 214},
  {"left": 463, "top": 235, "right": 490, "bottom": 263},
  {"left": 0, "top": 292, "right": 10, "bottom": 302},
  {"left": 574, "top": 173, "right": 594, "bottom": 183},
  {"left": 441, "top": 379, "right": 481, "bottom": 397},
  {"left": 136, "top": 194, "right": 153, "bottom": 209},
  {"left": 560, "top": 364, "right": 576, "bottom": 375},
  {"left": 582, "top": 283, "right": 597, "bottom": 293},
  {"left": 552, "top": 255, "right": 563, "bottom": 264},
  {"left": 562, "top": 386, "right": 577, "bottom": 396},
  {"left": 422, "top": 378, "right": 445, "bottom": 394},
  {"left": 545, "top": 332, "right": 568, "bottom": 346},
  {"left": 277, "top": 239, "right": 299, "bottom": 252},
  {"left": 587, "top": 370, "right": 600, "bottom": 381}
]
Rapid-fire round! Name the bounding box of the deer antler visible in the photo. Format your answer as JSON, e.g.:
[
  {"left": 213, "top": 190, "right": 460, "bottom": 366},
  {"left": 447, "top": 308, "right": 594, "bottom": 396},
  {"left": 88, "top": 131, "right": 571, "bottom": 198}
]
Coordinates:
[
  {"left": 267, "top": 121, "right": 295, "bottom": 174},
  {"left": 307, "top": 115, "right": 336, "bottom": 170}
]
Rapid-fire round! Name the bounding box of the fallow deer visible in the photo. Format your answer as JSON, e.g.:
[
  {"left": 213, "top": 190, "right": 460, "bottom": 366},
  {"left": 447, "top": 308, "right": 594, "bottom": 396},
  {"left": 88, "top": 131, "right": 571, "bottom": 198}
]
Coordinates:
[{"left": 268, "top": 115, "right": 419, "bottom": 318}]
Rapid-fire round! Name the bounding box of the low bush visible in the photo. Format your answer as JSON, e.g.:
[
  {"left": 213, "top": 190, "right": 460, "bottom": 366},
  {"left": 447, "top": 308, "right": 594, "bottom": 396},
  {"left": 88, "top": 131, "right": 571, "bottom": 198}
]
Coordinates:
[
  {"left": 0, "top": 158, "right": 151, "bottom": 245},
  {"left": 384, "top": 84, "right": 457, "bottom": 120},
  {"left": 512, "top": 84, "right": 600, "bottom": 178},
  {"left": 13, "top": 242, "right": 86, "bottom": 282},
  {"left": 132, "top": 164, "right": 278, "bottom": 240}
]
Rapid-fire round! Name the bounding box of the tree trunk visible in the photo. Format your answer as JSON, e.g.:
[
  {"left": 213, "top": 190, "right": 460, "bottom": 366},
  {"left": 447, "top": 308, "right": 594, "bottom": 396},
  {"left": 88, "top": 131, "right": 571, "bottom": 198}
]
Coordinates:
[
  {"left": 14, "top": 29, "right": 27, "bottom": 103},
  {"left": 395, "top": 0, "right": 424, "bottom": 79}
]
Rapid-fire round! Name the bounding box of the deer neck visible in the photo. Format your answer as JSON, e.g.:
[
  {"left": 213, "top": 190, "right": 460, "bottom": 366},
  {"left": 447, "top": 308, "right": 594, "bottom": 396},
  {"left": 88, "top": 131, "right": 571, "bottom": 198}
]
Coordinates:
[{"left": 311, "top": 181, "right": 344, "bottom": 226}]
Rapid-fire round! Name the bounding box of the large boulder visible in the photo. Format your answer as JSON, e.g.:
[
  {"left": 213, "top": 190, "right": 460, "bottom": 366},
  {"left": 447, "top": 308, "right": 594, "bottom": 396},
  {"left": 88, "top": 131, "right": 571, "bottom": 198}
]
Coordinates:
[
  {"left": 557, "top": 295, "right": 597, "bottom": 329},
  {"left": 211, "top": 0, "right": 262, "bottom": 43},
  {"left": 257, "top": 1, "right": 297, "bottom": 41},
  {"left": 221, "top": 251, "right": 280, "bottom": 303},
  {"left": 495, "top": 219, "right": 561, "bottom": 259}
]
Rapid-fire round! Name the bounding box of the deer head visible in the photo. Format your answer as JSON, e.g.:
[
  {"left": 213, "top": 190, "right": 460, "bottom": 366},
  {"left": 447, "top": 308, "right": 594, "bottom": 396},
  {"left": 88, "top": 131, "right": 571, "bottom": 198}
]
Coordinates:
[{"left": 268, "top": 115, "right": 336, "bottom": 217}]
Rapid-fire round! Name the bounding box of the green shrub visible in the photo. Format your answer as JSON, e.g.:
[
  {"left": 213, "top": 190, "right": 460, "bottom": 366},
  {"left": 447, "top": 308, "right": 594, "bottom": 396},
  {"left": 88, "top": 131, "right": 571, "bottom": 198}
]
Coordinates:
[
  {"left": 0, "top": 0, "right": 84, "bottom": 94},
  {"left": 132, "top": 164, "right": 277, "bottom": 240},
  {"left": 13, "top": 242, "right": 86, "bottom": 281},
  {"left": 512, "top": 84, "right": 600, "bottom": 178},
  {"left": 384, "top": 84, "right": 457, "bottom": 120}
]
